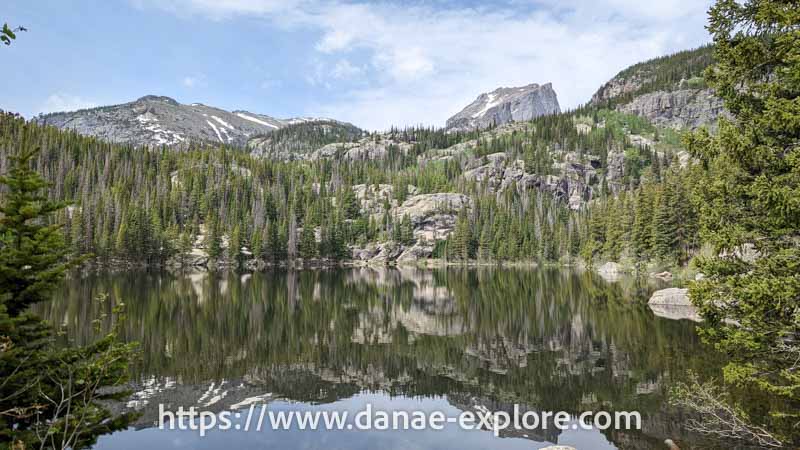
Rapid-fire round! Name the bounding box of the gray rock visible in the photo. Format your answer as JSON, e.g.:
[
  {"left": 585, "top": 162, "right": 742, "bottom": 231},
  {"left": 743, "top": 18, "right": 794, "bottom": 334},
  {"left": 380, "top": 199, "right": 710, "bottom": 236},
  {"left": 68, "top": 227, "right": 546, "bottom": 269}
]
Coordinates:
[
  {"left": 589, "top": 46, "right": 726, "bottom": 130},
  {"left": 597, "top": 262, "right": 624, "bottom": 282},
  {"left": 462, "top": 152, "right": 597, "bottom": 210},
  {"left": 310, "top": 137, "right": 414, "bottom": 161},
  {"left": 648, "top": 288, "right": 701, "bottom": 322},
  {"left": 397, "top": 242, "right": 435, "bottom": 262},
  {"left": 350, "top": 241, "right": 405, "bottom": 264},
  {"left": 618, "top": 88, "right": 727, "bottom": 130},
  {"left": 446, "top": 83, "right": 560, "bottom": 132},
  {"left": 650, "top": 271, "right": 673, "bottom": 282},
  {"left": 348, "top": 193, "right": 471, "bottom": 264},
  {"left": 393, "top": 193, "right": 471, "bottom": 241}
]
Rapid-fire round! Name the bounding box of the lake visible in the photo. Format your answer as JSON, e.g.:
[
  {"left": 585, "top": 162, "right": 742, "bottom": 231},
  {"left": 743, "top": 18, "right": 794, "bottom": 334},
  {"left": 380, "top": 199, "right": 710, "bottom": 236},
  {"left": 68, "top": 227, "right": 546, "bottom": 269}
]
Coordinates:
[{"left": 41, "top": 267, "right": 721, "bottom": 449}]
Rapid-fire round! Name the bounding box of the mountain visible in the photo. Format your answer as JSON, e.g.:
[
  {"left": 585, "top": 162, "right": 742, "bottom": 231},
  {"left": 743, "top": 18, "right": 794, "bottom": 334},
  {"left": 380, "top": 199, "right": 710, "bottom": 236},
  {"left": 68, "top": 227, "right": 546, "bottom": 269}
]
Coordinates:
[
  {"left": 590, "top": 45, "right": 725, "bottom": 129},
  {"left": 34, "top": 95, "right": 337, "bottom": 148},
  {"left": 445, "top": 83, "right": 560, "bottom": 132}
]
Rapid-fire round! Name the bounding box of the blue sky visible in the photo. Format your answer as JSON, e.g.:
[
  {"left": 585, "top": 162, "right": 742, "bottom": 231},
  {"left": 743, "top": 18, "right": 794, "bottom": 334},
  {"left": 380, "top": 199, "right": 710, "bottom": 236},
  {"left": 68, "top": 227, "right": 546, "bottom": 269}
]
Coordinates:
[{"left": 2, "top": 0, "right": 713, "bottom": 130}]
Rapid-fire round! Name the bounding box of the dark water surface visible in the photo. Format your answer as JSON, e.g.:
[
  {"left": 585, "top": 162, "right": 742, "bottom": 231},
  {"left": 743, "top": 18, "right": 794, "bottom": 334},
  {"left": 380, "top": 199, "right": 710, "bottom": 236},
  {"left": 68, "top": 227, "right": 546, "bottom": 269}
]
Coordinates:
[{"left": 41, "top": 268, "right": 721, "bottom": 449}]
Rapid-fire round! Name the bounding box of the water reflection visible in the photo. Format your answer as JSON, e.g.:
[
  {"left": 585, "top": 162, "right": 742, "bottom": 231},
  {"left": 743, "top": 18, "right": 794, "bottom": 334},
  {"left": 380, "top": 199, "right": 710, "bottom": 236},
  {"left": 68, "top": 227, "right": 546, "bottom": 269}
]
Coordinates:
[{"left": 41, "top": 267, "right": 722, "bottom": 449}]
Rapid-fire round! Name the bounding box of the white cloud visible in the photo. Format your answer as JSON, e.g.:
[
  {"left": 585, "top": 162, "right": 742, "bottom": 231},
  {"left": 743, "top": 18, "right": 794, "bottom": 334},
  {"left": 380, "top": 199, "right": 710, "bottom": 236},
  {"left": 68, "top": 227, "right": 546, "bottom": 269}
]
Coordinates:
[
  {"left": 138, "top": 0, "right": 715, "bottom": 130},
  {"left": 38, "top": 94, "right": 97, "bottom": 114},
  {"left": 304, "top": 59, "right": 331, "bottom": 88},
  {"left": 538, "top": 0, "right": 711, "bottom": 22},
  {"left": 331, "top": 59, "right": 363, "bottom": 80}
]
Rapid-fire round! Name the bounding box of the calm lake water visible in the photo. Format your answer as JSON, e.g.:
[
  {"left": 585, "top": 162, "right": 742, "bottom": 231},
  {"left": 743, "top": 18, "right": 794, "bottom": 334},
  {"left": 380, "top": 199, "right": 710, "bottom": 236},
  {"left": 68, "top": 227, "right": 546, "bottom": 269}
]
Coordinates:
[{"left": 41, "top": 268, "right": 721, "bottom": 450}]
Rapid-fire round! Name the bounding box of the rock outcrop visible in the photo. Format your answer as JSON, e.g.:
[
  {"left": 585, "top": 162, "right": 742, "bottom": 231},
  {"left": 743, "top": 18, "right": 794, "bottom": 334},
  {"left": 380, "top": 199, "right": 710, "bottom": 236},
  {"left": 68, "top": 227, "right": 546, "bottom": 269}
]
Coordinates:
[
  {"left": 446, "top": 83, "right": 560, "bottom": 132},
  {"left": 617, "top": 88, "right": 726, "bottom": 130},
  {"left": 590, "top": 46, "right": 725, "bottom": 129},
  {"left": 462, "top": 151, "right": 597, "bottom": 210},
  {"left": 393, "top": 193, "right": 471, "bottom": 239},
  {"left": 310, "top": 136, "right": 414, "bottom": 161},
  {"left": 347, "top": 192, "right": 471, "bottom": 264}
]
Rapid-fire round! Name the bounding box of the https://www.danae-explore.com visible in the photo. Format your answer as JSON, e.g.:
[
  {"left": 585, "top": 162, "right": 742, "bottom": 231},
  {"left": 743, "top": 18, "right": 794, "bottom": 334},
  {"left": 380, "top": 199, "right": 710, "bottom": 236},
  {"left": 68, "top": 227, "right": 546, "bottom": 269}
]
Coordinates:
[{"left": 158, "top": 403, "right": 642, "bottom": 437}]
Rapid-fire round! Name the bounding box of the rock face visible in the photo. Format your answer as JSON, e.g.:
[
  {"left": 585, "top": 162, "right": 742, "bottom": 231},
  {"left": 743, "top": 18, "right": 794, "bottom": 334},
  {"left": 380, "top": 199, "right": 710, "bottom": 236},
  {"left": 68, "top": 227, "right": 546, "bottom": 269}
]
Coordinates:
[
  {"left": 648, "top": 288, "right": 701, "bottom": 322},
  {"left": 446, "top": 83, "right": 560, "bottom": 132},
  {"left": 618, "top": 88, "right": 726, "bottom": 129},
  {"left": 311, "top": 136, "right": 414, "bottom": 161},
  {"left": 590, "top": 46, "right": 725, "bottom": 129},
  {"left": 35, "top": 95, "right": 336, "bottom": 149},
  {"left": 394, "top": 193, "right": 470, "bottom": 233},
  {"left": 349, "top": 192, "right": 471, "bottom": 264},
  {"left": 461, "top": 151, "right": 597, "bottom": 210}
]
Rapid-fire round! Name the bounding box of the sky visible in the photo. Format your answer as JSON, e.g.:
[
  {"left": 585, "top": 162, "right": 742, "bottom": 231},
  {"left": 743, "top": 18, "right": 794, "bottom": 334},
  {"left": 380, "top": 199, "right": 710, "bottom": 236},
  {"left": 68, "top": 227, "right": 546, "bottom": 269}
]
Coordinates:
[{"left": 2, "top": 0, "right": 714, "bottom": 131}]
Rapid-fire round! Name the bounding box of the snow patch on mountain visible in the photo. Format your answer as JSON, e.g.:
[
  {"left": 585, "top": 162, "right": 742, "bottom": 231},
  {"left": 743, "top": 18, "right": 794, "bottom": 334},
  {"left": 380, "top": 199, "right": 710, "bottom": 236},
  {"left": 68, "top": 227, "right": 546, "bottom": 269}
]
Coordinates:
[
  {"left": 211, "top": 115, "right": 235, "bottom": 130},
  {"left": 206, "top": 120, "right": 224, "bottom": 143},
  {"left": 447, "top": 83, "right": 560, "bottom": 131},
  {"left": 236, "top": 112, "right": 278, "bottom": 128}
]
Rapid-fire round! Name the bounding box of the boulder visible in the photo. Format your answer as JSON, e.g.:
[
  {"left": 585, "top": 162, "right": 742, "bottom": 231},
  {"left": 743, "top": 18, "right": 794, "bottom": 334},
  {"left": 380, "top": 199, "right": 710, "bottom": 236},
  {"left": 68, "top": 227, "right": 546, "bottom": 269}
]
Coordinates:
[
  {"left": 650, "top": 271, "right": 673, "bottom": 282},
  {"left": 350, "top": 242, "right": 406, "bottom": 264},
  {"left": 694, "top": 272, "right": 705, "bottom": 281},
  {"left": 597, "top": 261, "right": 623, "bottom": 282},
  {"left": 350, "top": 243, "right": 383, "bottom": 262},
  {"left": 648, "top": 288, "right": 701, "bottom": 322},
  {"left": 397, "top": 243, "right": 435, "bottom": 262}
]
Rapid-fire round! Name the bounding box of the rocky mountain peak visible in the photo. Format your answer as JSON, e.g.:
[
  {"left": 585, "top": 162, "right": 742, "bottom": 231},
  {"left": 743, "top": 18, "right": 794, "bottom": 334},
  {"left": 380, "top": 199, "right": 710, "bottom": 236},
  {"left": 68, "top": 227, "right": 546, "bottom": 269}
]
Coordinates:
[
  {"left": 135, "top": 95, "right": 179, "bottom": 106},
  {"left": 35, "top": 97, "right": 297, "bottom": 148},
  {"left": 446, "top": 82, "right": 560, "bottom": 132}
]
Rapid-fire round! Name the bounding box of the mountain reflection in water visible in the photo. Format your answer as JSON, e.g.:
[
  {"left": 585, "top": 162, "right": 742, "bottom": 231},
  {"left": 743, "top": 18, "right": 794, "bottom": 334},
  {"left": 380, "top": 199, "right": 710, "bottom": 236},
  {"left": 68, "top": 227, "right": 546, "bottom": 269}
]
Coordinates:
[{"left": 41, "top": 267, "right": 723, "bottom": 450}]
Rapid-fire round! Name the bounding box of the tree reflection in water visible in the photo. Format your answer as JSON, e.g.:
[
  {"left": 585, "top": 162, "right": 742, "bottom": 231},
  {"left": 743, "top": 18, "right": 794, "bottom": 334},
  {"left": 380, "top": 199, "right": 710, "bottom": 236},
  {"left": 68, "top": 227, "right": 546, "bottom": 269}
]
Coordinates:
[{"left": 40, "top": 268, "right": 724, "bottom": 449}]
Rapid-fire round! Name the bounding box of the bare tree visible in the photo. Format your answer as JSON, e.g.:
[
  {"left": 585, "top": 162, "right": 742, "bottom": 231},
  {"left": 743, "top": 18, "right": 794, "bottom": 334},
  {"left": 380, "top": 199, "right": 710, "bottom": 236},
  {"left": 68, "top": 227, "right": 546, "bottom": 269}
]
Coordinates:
[{"left": 671, "top": 373, "right": 783, "bottom": 448}]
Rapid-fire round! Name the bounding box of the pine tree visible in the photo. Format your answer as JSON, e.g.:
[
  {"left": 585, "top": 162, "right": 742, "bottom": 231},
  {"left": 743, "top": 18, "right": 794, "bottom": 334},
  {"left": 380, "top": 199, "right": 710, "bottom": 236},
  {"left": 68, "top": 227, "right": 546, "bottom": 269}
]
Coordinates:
[
  {"left": 603, "top": 198, "right": 623, "bottom": 261},
  {"left": 680, "top": 1, "right": 800, "bottom": 445},
  {"left": 299, "top": 222, "right": 317, "bottom": 259},
  {"left": 478, "top": 226, "right": 492, "bottom": 261},
  {"left": 206, "top": 221, "right": 222, "bottom": 258},
  {"left": 230, "top": 224, "right": 242, "bottom": 264},
  {"left": 631, "top": 186, "right": 653, "bottom": 262},
  {"left": 251, "top": 227, "right": 263, "bottom": 260},
  {"left": 450, "top": 208, "right": 472, "bottom": 260},
  {"left": 0, "top": 148, "right": 75, "bottom": 315},
  {"left": 651, "top": 182, "right": 678, "bottom": 261},
  {"left": 0, "top": 148, "right": 135, "bottom": 448},
  {"left": 399, "top": 214, "right": 414, "bottom": 245},
  {"left": 341, "top": 186, "right": 360, "bottom": 219}
]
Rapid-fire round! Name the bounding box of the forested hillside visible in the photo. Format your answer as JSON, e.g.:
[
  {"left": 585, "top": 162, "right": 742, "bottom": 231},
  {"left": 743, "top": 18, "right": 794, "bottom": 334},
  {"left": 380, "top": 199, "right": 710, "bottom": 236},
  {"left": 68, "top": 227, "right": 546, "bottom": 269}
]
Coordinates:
[
  {"left": 591, "top": 45, "right": 724, "bottom": 130},
  {"left": 247, "top": 120, "right": 365, "bottom": 159},
  {"left": 591, "top": 45, "right": 714, "bottom": 107},
  {"left": 0, "top": 100, "right": 704, "bottom": 270}
]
